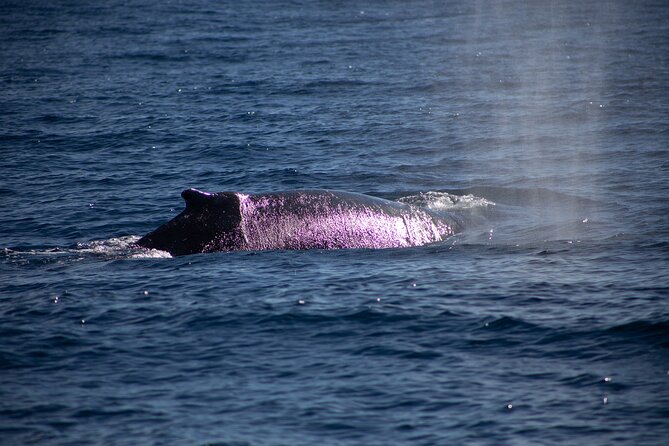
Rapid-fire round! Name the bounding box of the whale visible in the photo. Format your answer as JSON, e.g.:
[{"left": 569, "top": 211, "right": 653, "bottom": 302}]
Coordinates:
[{"left": 136, "top": 188, "right": 460, "bottom": 256}]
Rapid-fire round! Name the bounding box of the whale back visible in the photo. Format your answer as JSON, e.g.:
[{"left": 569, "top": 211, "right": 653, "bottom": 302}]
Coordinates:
[
  {"left": 137, "top": 188, "right": 243, "bottom": 256},
  {"left": 237, "top": 190, "right": 457, "bottom": 251},
  {"left": 137, "top": 189, "right": 460, "bottom": 256}
]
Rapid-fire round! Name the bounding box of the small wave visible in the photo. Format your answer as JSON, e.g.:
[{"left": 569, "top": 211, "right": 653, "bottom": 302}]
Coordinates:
[
  {"left": 605, "top": 319, "right": 669, "bottom": 347},
  {"left": 398, "top": 191, "right": 495, "bottom": 211}
]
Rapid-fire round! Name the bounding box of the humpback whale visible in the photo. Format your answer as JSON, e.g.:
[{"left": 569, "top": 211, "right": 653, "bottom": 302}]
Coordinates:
[{"left": 137, "top": 189, "right": 459, "bottom": 256}]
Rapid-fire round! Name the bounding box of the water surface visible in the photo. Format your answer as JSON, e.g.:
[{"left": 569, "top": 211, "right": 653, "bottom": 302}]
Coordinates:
[{"left": 1, "top": 1, "right": 668, "bottom": 445}]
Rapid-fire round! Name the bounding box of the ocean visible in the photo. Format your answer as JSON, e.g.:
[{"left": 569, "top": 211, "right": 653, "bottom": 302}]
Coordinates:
[{"left": 1, "top": 0, "right": 668, "bottom": 444}]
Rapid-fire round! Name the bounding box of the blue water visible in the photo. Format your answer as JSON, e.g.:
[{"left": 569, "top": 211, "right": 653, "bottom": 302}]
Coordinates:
[{"left": 2, "top": 0, "right": 668, "bottom": 444}]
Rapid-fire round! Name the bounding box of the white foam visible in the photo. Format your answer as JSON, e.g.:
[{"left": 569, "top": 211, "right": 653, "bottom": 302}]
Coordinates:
[
  {"left": 77, "top": 236, "right": 172, "bottom": 258},
  {"left": 77, "top": 235, "right": 141, "bottom": 252},
  {"left": 4, "top": 236, "right": 173, "bottom": 260},
  {"left": 398, "top": 191, "right": 495, "bottom": 211}
]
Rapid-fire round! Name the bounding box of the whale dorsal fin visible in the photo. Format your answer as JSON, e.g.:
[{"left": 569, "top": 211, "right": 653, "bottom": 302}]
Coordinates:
[{"left": 181, "top": 188, "right": 214, "bottom": 211}]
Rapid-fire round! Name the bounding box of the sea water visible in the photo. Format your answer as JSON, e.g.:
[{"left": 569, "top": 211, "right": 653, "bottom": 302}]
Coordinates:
[{"left": 1, "top": 1, "right": 668, "bottom": 445}]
